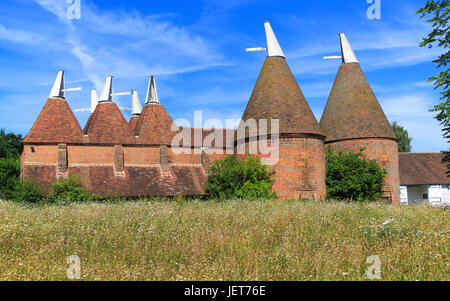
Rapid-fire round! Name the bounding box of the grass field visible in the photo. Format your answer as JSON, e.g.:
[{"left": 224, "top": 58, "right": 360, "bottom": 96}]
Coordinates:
[{"left": 0, "top": 199, "right": 448, "bottom": 281}]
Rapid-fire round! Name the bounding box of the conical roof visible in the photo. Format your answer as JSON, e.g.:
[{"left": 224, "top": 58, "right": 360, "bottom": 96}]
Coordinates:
[
  {"left": 24, "top": 71, "right": 84, "bottom": 144},
  {"left": 24, "top": 97, "right": 84, "bottom": 144},
  {"left": 240, "top": 22, "right": 323, "bottom": 138},
  {"left": 129, "top": 116, "right": 140, "bottom": 132},
  {"left": 320, "top": 34, "right": 396, "bottom": 142},
  {"left": 84, "top": 102, "right": 135, "bottom": 144},
  {"left": 134, "top": 76, "right": 174, "bottom": 145},
  {"left": 83, "top": 76, "right": 134, "bottom": 144},
  {"left": 134, "top": 104, "right": 174, "bottom": 145}
]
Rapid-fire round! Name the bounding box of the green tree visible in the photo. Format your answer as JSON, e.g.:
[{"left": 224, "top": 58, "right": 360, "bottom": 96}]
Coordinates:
[
  {"left": 417, "top": 1, "right": 450, "bottom": 174},
  {"left": 392, "top": 121, "right": 412, "bottom": 152},
  {"left": 0, "top": 128, "right": 23, "bottom": 159},
  {"left": 206, "top": 155, "right": 276, "bottom": 200},
  {"left": 0, "top": 158, "right": 20, "bottom": 200},
  {"left": 326, "top": 148, "right": 387, "bottom": 202}
]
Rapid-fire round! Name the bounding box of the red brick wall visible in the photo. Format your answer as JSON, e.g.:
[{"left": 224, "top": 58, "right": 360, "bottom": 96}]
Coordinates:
[
  {"left": 327, "top": 138, "right": 400, "bottom": 204},
  {"left": 236, "top": 137, "right": 326, "bottom": 201},
  {"left": 21, "top": 138, "right": 329, "bottom": 200},
  {"left": 21, "top": 144, "right": 214, "bottom": 197}
]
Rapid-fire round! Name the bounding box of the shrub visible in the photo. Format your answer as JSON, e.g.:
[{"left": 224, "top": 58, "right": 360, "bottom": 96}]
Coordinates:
[
  {"left": 206, "top": 155, "right": 276, "bottom": 200},
  {"left": 13, "top": 180, "right": 45, "bottom": 203},
  {"left": 326, "top": 148, "right": 386, "bottom": 202},
  {"left": 49, "top": 174, "right": 93, "bottom": 203},
  {"left": 0, "top": 158, "right": 20, "bottom": 200}
]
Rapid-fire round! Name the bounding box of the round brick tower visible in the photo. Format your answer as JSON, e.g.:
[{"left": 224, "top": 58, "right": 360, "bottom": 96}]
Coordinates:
[
  {"left": 237, "top": 22, "right": 326, "bottom": 201},
  {"left": 320, "top": 34, "right": 400, "bottom": 204}
]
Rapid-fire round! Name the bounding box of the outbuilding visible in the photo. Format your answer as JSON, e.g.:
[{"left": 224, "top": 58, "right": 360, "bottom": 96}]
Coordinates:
[{"left": 399, "top": 153, "right": 450, "bottom": 206}]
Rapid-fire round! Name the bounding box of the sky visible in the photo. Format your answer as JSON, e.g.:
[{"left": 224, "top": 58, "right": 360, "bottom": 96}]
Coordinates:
[{"left": 0, "top": 0, "right": 447, "bottom": 152}]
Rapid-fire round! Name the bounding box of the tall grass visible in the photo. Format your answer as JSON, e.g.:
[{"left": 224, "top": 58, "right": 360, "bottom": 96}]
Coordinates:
[{"left": 0, "top": 200, "right": 448, "bottom": 281}]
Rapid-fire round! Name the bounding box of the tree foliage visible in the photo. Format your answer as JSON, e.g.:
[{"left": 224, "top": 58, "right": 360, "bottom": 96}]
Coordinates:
[
  {"left": 0, "top": 158, "right": 20, "bottom": 200},
  {"left": 392, "top": 121, "right": 412, "bottom": 152},
  {"left": 417, "top": 0, "right": 450, "bottom": 174},
  {"left": 206, "top": 155, "right": 276, "bottom": 200},
  {"left": 0, "top": 129, "right": 22, "bottom": 159},
  {"left": 326, "top": 148, "right": 387, "bottom": 202}
]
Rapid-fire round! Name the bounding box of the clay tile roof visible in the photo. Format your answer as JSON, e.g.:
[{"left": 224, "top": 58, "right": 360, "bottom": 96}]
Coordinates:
[
  {"left": 134, "top": 104, "right": 175, "bottom": 145},
  {"left": 320, "top": 63, "right": 397, "bottom": 142},
  {"left": 240, "top": 56, "right": 324, "bottom": 138},
  {"left": 399, "top": 153, "right": 450, "bottom": 185},
  {"left": 84, "top": 102, "right": 135, "bottom": 144},
  {"left": 175, "top": 127, "right": 236, "bottom": 149},
  {"left": 24, "top": 97, "right": 84, "bottom": 144},
  {"left": 129, "top": 116, "right": 140, "bottom": 133}
]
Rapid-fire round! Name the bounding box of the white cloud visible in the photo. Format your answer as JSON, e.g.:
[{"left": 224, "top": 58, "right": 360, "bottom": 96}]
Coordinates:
[
  {"left": 0, "top": 24, "right": 43, "bottom": 44},
  {"left": 30, "top": 0, "right": 228, "bottom": 90},
  {"left": 380, "top": 94, "right": 446, "bottom": 152}
]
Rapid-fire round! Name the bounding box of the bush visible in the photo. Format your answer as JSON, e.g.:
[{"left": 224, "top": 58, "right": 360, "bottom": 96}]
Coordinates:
[
  {"left": 206, "top": 155, "right": 276, "bottom": 200},
  {"left": 13, "top": 180, "right": 45, "bottom": 203},
  {"left": 49, "top": 174, "right": 94, "bottom": 203},
  {"left": 326, "top": 148, "right": 386, "bottom": 202},
  {"left": 0, "top": 158, "right": 20, "bottom": 200}
]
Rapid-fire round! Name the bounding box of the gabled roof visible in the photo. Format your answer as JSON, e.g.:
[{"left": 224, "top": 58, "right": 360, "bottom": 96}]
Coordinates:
[
  {"left": 134, "top": 103, "right": 174, "bottom": 145},
  {"left": 240, "top": 56, "right": 324, "bottom": 137},
  {"left": 320, "top": 34, "right": 396, "bottom": 142},
  {"left": 399, "top": 153, "right": 449, "bottom": 185},
  {"left": 84, "top": 102, "right": 135, "bottom": 144},
  {"left": 24, "top": 97, "right": 84, "bottom": 144}
]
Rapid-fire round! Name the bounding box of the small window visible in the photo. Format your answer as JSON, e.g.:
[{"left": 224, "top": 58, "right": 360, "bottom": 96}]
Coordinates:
[{"left": 423, "top": 193, "right": 428, "bottom": 199}]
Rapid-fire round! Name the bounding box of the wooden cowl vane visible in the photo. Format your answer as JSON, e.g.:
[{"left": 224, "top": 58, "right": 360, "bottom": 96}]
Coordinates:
[
  {"left": 83, "top": 76, "right": 135, "bottom": 144},
  {"left": 24, "top": 70, "right": 84, "bottom": 144},
  {"left": 134, "top": 76, "right": 175, "bottom": 145},
  {"left": 320, "top": 33, "right": 396, "bottom": 142},
  {"left": 240, "top": 22, "right": 324, "bottom": 139}
]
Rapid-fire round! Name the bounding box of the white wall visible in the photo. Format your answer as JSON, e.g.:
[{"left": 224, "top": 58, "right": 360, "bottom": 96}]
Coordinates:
[{"left": 401, "top": 185, "right": 450, "bottom": 207}]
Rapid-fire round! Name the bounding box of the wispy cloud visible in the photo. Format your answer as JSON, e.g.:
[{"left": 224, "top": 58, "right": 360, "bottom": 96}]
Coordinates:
[
  {"left": 0, "top": 24, "right": 44, "bottom": 44},
  {"left": 380, "top": 94, "right": 446, "bottom": 152},
  {"left": 30, "top": 0, "right": 228, "bottom": 90}
]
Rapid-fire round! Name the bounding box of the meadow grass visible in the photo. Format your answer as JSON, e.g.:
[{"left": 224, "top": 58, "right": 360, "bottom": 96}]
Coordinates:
[{"left": 0, "top": 199, "right": 448, "bottom": 281}]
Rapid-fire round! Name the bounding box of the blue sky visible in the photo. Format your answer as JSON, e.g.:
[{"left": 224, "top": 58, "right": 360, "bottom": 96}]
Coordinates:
[{"left": 0, "top": 0, "right": 447, "bottom": 152}]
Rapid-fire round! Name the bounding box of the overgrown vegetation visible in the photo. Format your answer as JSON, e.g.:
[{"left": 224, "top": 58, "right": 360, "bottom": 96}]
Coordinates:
[
  {"left": 206, "top": 155, "right": 276, "bottom": 200},
  {"left": 0, "top": 200, "right": 447, "bottom": 281},
  {"left": 326, "top": 148, "right": 386, "bottom": 202},
  {"left": 13, "top": 180, "right": 45, "bottom": 203},
  {"left": 49, "top": 174, "right": 99, "bottom": 203}
]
